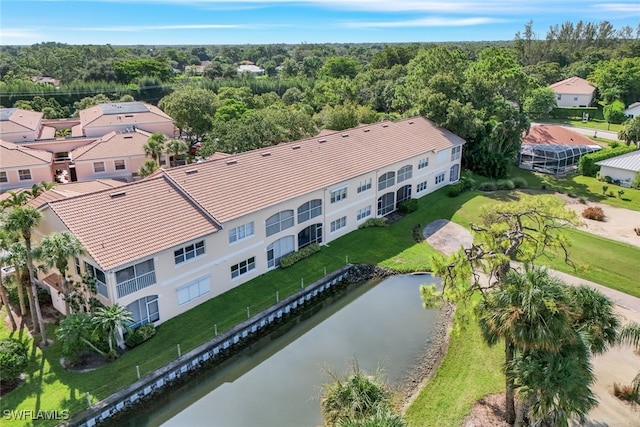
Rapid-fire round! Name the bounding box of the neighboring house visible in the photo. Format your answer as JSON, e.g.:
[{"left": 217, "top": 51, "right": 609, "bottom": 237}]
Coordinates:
[
  {"left": 35, "top": 117, "right": 466, "bottom": 326},
  {"left": 624, "top": 102, "right": 640, "bottom": 119},
  {"left": 184, "top": 60, "right": 212, "bottom": 75},
  {"left": 549, "top": 77, "right": 596, "bottom": 107},
  {"left": 237, "top": 64, "right": 265, "bottom": 76},
  {"left": 79, "top": 101, "right": 175, "bottom": 138},
  {"left": 595, "top": 150, "right": 640, "bottom": 188},
  {"left": 69, "top": 129, "right": 157, "bottom": 182},
  {"left": 0, "top": 140, "right": 53, "bottom": 191},
  {"left": 518, "top": 125, "right": 601, "bottom": 176},
  {"left": 31, "top": 76, "right": 61, "bottom": 87},
  {"left": 0, "top": 108, "right": 44, "bottom": 142}
]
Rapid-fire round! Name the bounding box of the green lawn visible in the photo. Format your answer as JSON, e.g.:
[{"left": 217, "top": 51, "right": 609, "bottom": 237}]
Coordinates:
[
  {"left": 544, "top": 118, "right": 624, "bottom": 134},
  {"left": 2, "top": 187, "right": 639, "bottom": 426}
]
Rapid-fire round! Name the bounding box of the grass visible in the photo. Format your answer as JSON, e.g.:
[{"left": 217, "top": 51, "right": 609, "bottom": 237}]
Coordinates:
[
  {"left": 544, "top": 117, "right": 624, "bottom": 134},
  {"left": 403, "top": 319, "right": 503, "bottom": 426},
  {"left": 2, "top": 184, "right": 639, "bottom": 426}
]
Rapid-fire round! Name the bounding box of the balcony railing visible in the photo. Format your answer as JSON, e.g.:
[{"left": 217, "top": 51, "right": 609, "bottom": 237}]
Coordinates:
[
  {"left": 116, "top": 271, "right": 156, "bottom": 298},
  {"left": 95, "top": 279, "right": 108, "bottom": 298}
]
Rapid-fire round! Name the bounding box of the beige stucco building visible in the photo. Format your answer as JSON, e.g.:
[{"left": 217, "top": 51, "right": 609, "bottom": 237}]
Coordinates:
[
  {"left": 34, "top": 117, "right": 465, "bottom": 327},
  {"left": 0, "top": 140, "right": 53, "bottom": 192}
]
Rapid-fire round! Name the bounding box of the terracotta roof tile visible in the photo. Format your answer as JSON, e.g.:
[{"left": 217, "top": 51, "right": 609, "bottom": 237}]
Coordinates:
[
  {"left": 0, "top": 140, "right": 53, "bottom": 168},
  {"left": 0, "top": 108, "right": 42, "bottom": 133},
  {"left": 48, "top": 175, "right": 220, "bottom": 270},
  {"left": 165, "top": 117, "right": 465, "bottom": 223},
  {"left": 79, "top": 102, "right": 173, "bottom": 131},
  {"left": 71, "top": 129, "right": 152, "bottom": 161},
  {"left": 28, "top": 179, "right": 126, "bottom": 208},
  {"left": 524, "top": 125, "right": 598, "bottom": 147},
  {"left": 549, "top": 77, "right": 595, "bottom": 95}
]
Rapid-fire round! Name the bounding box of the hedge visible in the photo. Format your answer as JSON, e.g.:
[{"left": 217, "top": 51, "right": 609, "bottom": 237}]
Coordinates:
[
  {"left": 551, "top": 107, "right": 603, "bottom": 120},
  {"left": 578, "top": 145, "right": 638, "bottom": 177},
  {"left": 279, "top": 243, "right": 321, "bottom": 268}
]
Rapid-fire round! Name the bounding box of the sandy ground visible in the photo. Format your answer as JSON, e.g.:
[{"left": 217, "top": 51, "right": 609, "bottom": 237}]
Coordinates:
[{"left": 421, "top": 203, "right": 640, "bottom": 426}]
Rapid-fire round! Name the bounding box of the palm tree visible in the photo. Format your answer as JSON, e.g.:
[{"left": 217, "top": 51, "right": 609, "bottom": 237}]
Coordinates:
[
  {"left": 27, "top": 181, "right": 56, "bottom": 199},
  {"left": 618, "top": 322, "right": 640, "bottom": 401},
  {"left": 569, "top": 285, "right": 619, "bottom": 355},
  {"left": 0, "top": 252, "right": 18, "bottom": 330},
  {"left": 144, "top": 132, "right": 167, "bottom": 165},
  {"left": 56, "top": 312, "right": 108, "bottom": 360},
  {"left": 92, "top": 304, "right": 133, "bottom": 358},
  {"left": 165, "top": 139, "right": 189, "bottom": 167},
  {"left": 0, "top": 191, "right": 29, "bottom": 210},
  {"left": 4, "top": 206, "right": 48, "bottom": 346},
  {"left": 138, "top": 159, "right": 159, "bottom": 178},
  {"left": 35, "top": 232, "right": 85, "bottom": 314},
  {"left": 2, "top": 240, "right": 29, "bottom": 317},
  {"left": 477, "top": 266, "right": 577, "bottom": 424}
]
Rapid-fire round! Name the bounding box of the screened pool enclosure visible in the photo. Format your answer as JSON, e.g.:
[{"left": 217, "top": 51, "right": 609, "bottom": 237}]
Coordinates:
[{"left": 518, "top": 143, "right": 601, "bottom": 176}]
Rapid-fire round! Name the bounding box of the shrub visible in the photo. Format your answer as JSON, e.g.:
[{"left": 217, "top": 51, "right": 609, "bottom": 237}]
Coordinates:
[
  {"left": 582, "top": 206, "right": 605, "bottom": 221},
  {"left": 496, "top": 179, "right": 515, "bottom": 190},
  {"left": 459, "top": 171, "right": 477, "bottom": 191},
  {"left": 0, "top": 338, "right": 28, "bottom": 384},
  {"left": 602, "top": 185, "right": 609, "bottom": 194},
  {"left": 446, "top": 183, "right": 465, "bottom": 197},
  {"left": 633, "top": 173, "right": 640, "bottom": 190},
  {"left": 608, "top": 190, "right": 615, "bottom": 197},
  {"left": 478, "top": 181, "right": 498, "bottom": 192},
  {"left": 603, "top": 176, "right": 613, "bottom": 184},
  {"left": 609, "top": 141, "right": 620, "bottom": 149},
  {"left": 618, "top": 189, "right": 625, "bottom": 198},
  {"left": 279, "top": 243, "right": 321, "bottom": 268},
  {"left": 125, "top": 323, "right": 156, "bottom": 348},
  {"left": 613, "top": 382, "right": 640, "bottom": 403},
  {"left": 397, "top": 198, "right": 418, "bottom": 214},
  {"left": 579, "top": 145, "right": 637, "bottom": 177},
  {"left": 358, "top": 218, "right": 387, "bottom": 229},
  {"left": 511, "top": 177, "right": 528, "bottom": 189}
]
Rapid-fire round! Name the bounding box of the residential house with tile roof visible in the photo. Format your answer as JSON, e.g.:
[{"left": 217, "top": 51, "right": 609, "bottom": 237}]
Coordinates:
[
  {"left": 549, "top": 77, "right": 596, "bottom": 107},
  {"left": 34, "top": 116, "right": 466, "bottom": 327},
  {"left": 0, "top": 140, "right": 53, "bottom": 191},
  {"left": 79, "top": 102, "right": 175, "bottom": 138},
  {"left": 0, "top": 108, "right": 46, "bottom": 142}
]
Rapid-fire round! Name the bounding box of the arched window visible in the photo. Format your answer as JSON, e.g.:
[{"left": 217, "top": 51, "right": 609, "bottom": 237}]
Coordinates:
[
  {"left": 449, "top": 164, "right": 460, "bottom": 182},
  {"left": 297, "top": 199, "right": 322, "bottom": 223},
  {"left": 378, "top": 172, "right": 395, "bottom": 191},
  {"left": 267, "top": 236, "right": 295, "bottom": 268},
  {"left": 266, "top": 210, "right": 294, "bottom": 237},
  {"left": 396, "top": 185, "right": 412, "bottom": 207},
  {"left": 298, "top": 223, "right": 323, "bottom": 248},
  {"left": 397, "top": 165, "right": 413, "bottom": 183},
  {"left": 377, "top": 192, "right": 395, "bottom": 216}
]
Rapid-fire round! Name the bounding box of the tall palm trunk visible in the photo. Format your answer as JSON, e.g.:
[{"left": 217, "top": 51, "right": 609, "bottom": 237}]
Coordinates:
[
  {"left": 505, "top": 340, "right": 516, "bottom": 424},
  {"left": 24, "top": 235, "right": 47, "bottom": 346},
  {"left": 0, "top": 279, "right": 18, "bottom": 330},
  {"left": 14, "top": 266, "right": 27, "bottom": 315},
  {"left": 22, "top": 268, "right": 38, "bottom": 331}
]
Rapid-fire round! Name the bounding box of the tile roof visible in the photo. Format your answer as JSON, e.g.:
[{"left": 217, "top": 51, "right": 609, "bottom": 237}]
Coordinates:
[
  {"left": 0, "top": 108, "right": 42, "bottom": 133},
  {"left": 47, "top": 175, "right": 221, "bottom": 270},
  {"left": 0, "top": 140, "right": 53, "bottom": 168},
  {"left": 79, "top": 102, "right": 173, "bottom": 130},
  {"left": 548, "top": 77, "right": 595, "bottom": 95},
  {"left": 71, "top": 129, "right": 152, "bottom": 161},
  {"left": 27, "top": 179, "right": 127, "bottom": 209},
  {"left": 595, "top": 150, "right": 640, "bottom": 173},
  {"left": 523, "top": 125, "right": 598, "bottom": 147},
  {"left": 164, "top": 116, "right": 465, "bottom": 223}
]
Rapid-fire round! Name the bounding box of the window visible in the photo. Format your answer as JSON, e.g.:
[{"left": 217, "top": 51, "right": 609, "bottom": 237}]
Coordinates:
[
  {"left": 174, "top": 240, "right": 205, "bottom": 265},
  {"left": 18, "top": 169, "right": 31, "bottom": 181},
  {"left": 357, "top": 206, "right": 371, "bottom": 221},
  {"left": 397, "top": 165, "right": 413, "bottom": 183},
  {"left": 74, "top": 257, "right": 81, "bottom": 275},
  {"left": 416, "top": 181, "right": 428, "bottom": 193},
  {"left": 93, "top": 162, "right": 105, "bottom": 173},
  {"left": 84, "top": 262, "right": 107, "bottom": 297},
  {"left": 267, "top": 236, "right": 295, "bottom": 268},
  {"left": 177, "top": 276, "right": 210, "bottom": 305},
  {"left": 127, "top": 295, "right": 159, "bottom": 328},
  {"left": 231, "top": 257, "right": 256, "bottom": 279},
  {"left": 378, "top": 172, "right": 395, "bottom": 190},
  {"left": 115, "top": 259, "right": 156, "bottom": 298},
  {"left": 229, "top": 222, "right": 254, "bottom": 244},
  {"left": 451, "top": 145, "right": 461, "bottom": 161},
  {"left": 266, "top": 210, "right": 294, "bottom": 237},
  {"left": 0, "top": 171, "right": 7, "bottom": 183},
  {"left": 114, "top": 159, "right": 126, "bottom": 170},
  {"left": 573, "top": 96, "right": 579, "bottom": 101},
  {"left": 396, "top": 185, "right": 412, "bottom": 206},
  {"left": 330, "top": 187, "right": 347, "bottom": 203},
  {"left": 377, "top": 193, "right": 395, "bottom": 216},
  {"left": 297, "top": 199, "right": 322, "bottom": 223},
  {"left": 298, "top": 224, "right": 323, "bottom": 248},
  {"left": 435, "top": 172, "right": 445, "bottom": 185},
  {"left": 357, "top": 178, "right": 372, "bottom": 193},
  {"left": 418, "top": 158, "right": 429, "bottom": 169},
  {"left": 450, "top": 164, "right": 460, "bottom": 182},
  {"left": 330, "top": 216, "right": 346, "bottom": 233},
  {"left": 557, "top": 95, "right": 562, "bottom": 100}
]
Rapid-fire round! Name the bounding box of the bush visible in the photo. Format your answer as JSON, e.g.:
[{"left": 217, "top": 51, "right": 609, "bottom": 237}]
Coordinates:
[
  {"left": 579, "top": 145, "right": 637, "bottom": 177},
  {"left": 551, "top": 107, "right": 602, "bottom": 120},
  {"left": 496, "top": 179, "right": 515, "bottom": 190},
  {"left": 602, "top": 185, "right": 609, "bottom": 194},
  {"left": 609, "top": 141, "right": 620, "bottom": 149},
  {"left": 125, "top": 323, "right": 156, "bottom": 348},
  {"left": 279, "top": 243, "right": 321, "bottom": 268},
  {"left": 397, "top": 198, "right": 418, "bottom": 214},
  {"left": 459, "top": 171, "right": 477, "bottom": 191},
  {"left": 582, "top": 206, "right": 605, "bottom": 221},
  {"left": 446, "top": 183, "right": 465, "bottom": 197},
  {"left": 478, "top": 181, "right": 498, "bottom": 192},
  {"left": 511, "top": 177, "right": 528, "bottom": 189},
  {"left": 0, "top": 338, "right": 28, "bottom": 384},
  {"left": 613, "top": 382, "right": 640, "bottom": 403},
  {"left": 603, "top": 176, "right": 613, "bottom": 184},
  {"left": 358, "top": 218, "right": 387, "bottom": 229},
  {"left": 632, "top": 173, "right": 640, "bottom": 190}
]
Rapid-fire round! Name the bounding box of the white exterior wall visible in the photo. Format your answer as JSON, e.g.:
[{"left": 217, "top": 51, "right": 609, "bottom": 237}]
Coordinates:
[
  {"left": 599, "top": 166, "right": 637, "bottom": 186},
  {"left": 624, "top": 105, "right": 640, "bottom": 119},
  {"left": 555, "top": 93, "right": 594, "bottom": 108},
  {"left": 0, "top": 164, "right": 53, "bottom": 192}
]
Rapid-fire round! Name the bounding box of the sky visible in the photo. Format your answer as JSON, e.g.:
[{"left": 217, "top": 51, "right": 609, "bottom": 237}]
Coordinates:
[{"left": 1, "top": 0, "right": 639, "bottom": 46}]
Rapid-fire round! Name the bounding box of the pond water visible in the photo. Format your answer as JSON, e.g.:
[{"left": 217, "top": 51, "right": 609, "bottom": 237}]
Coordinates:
[{"left": 125, "top": 274, "right": 440, "bottom": 427}]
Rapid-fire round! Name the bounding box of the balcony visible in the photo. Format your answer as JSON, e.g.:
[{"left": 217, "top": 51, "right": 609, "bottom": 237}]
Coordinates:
[{"left": 116, "top": 271, "right": 156, "bottom": 298}]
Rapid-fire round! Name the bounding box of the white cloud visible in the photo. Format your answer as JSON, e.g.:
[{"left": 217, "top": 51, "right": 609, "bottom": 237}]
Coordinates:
[
  {"left": 0, "top": 29, "right": 44, "bottom": 42},
  {"left": 594, "top": 3, "right": 640, "bottom": 13},
  {"left": 345, "top": 16, "right": 503, "bottom": 29},
  {"left": 72, "top": 23, "right": 247, "bottom": 32}
]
